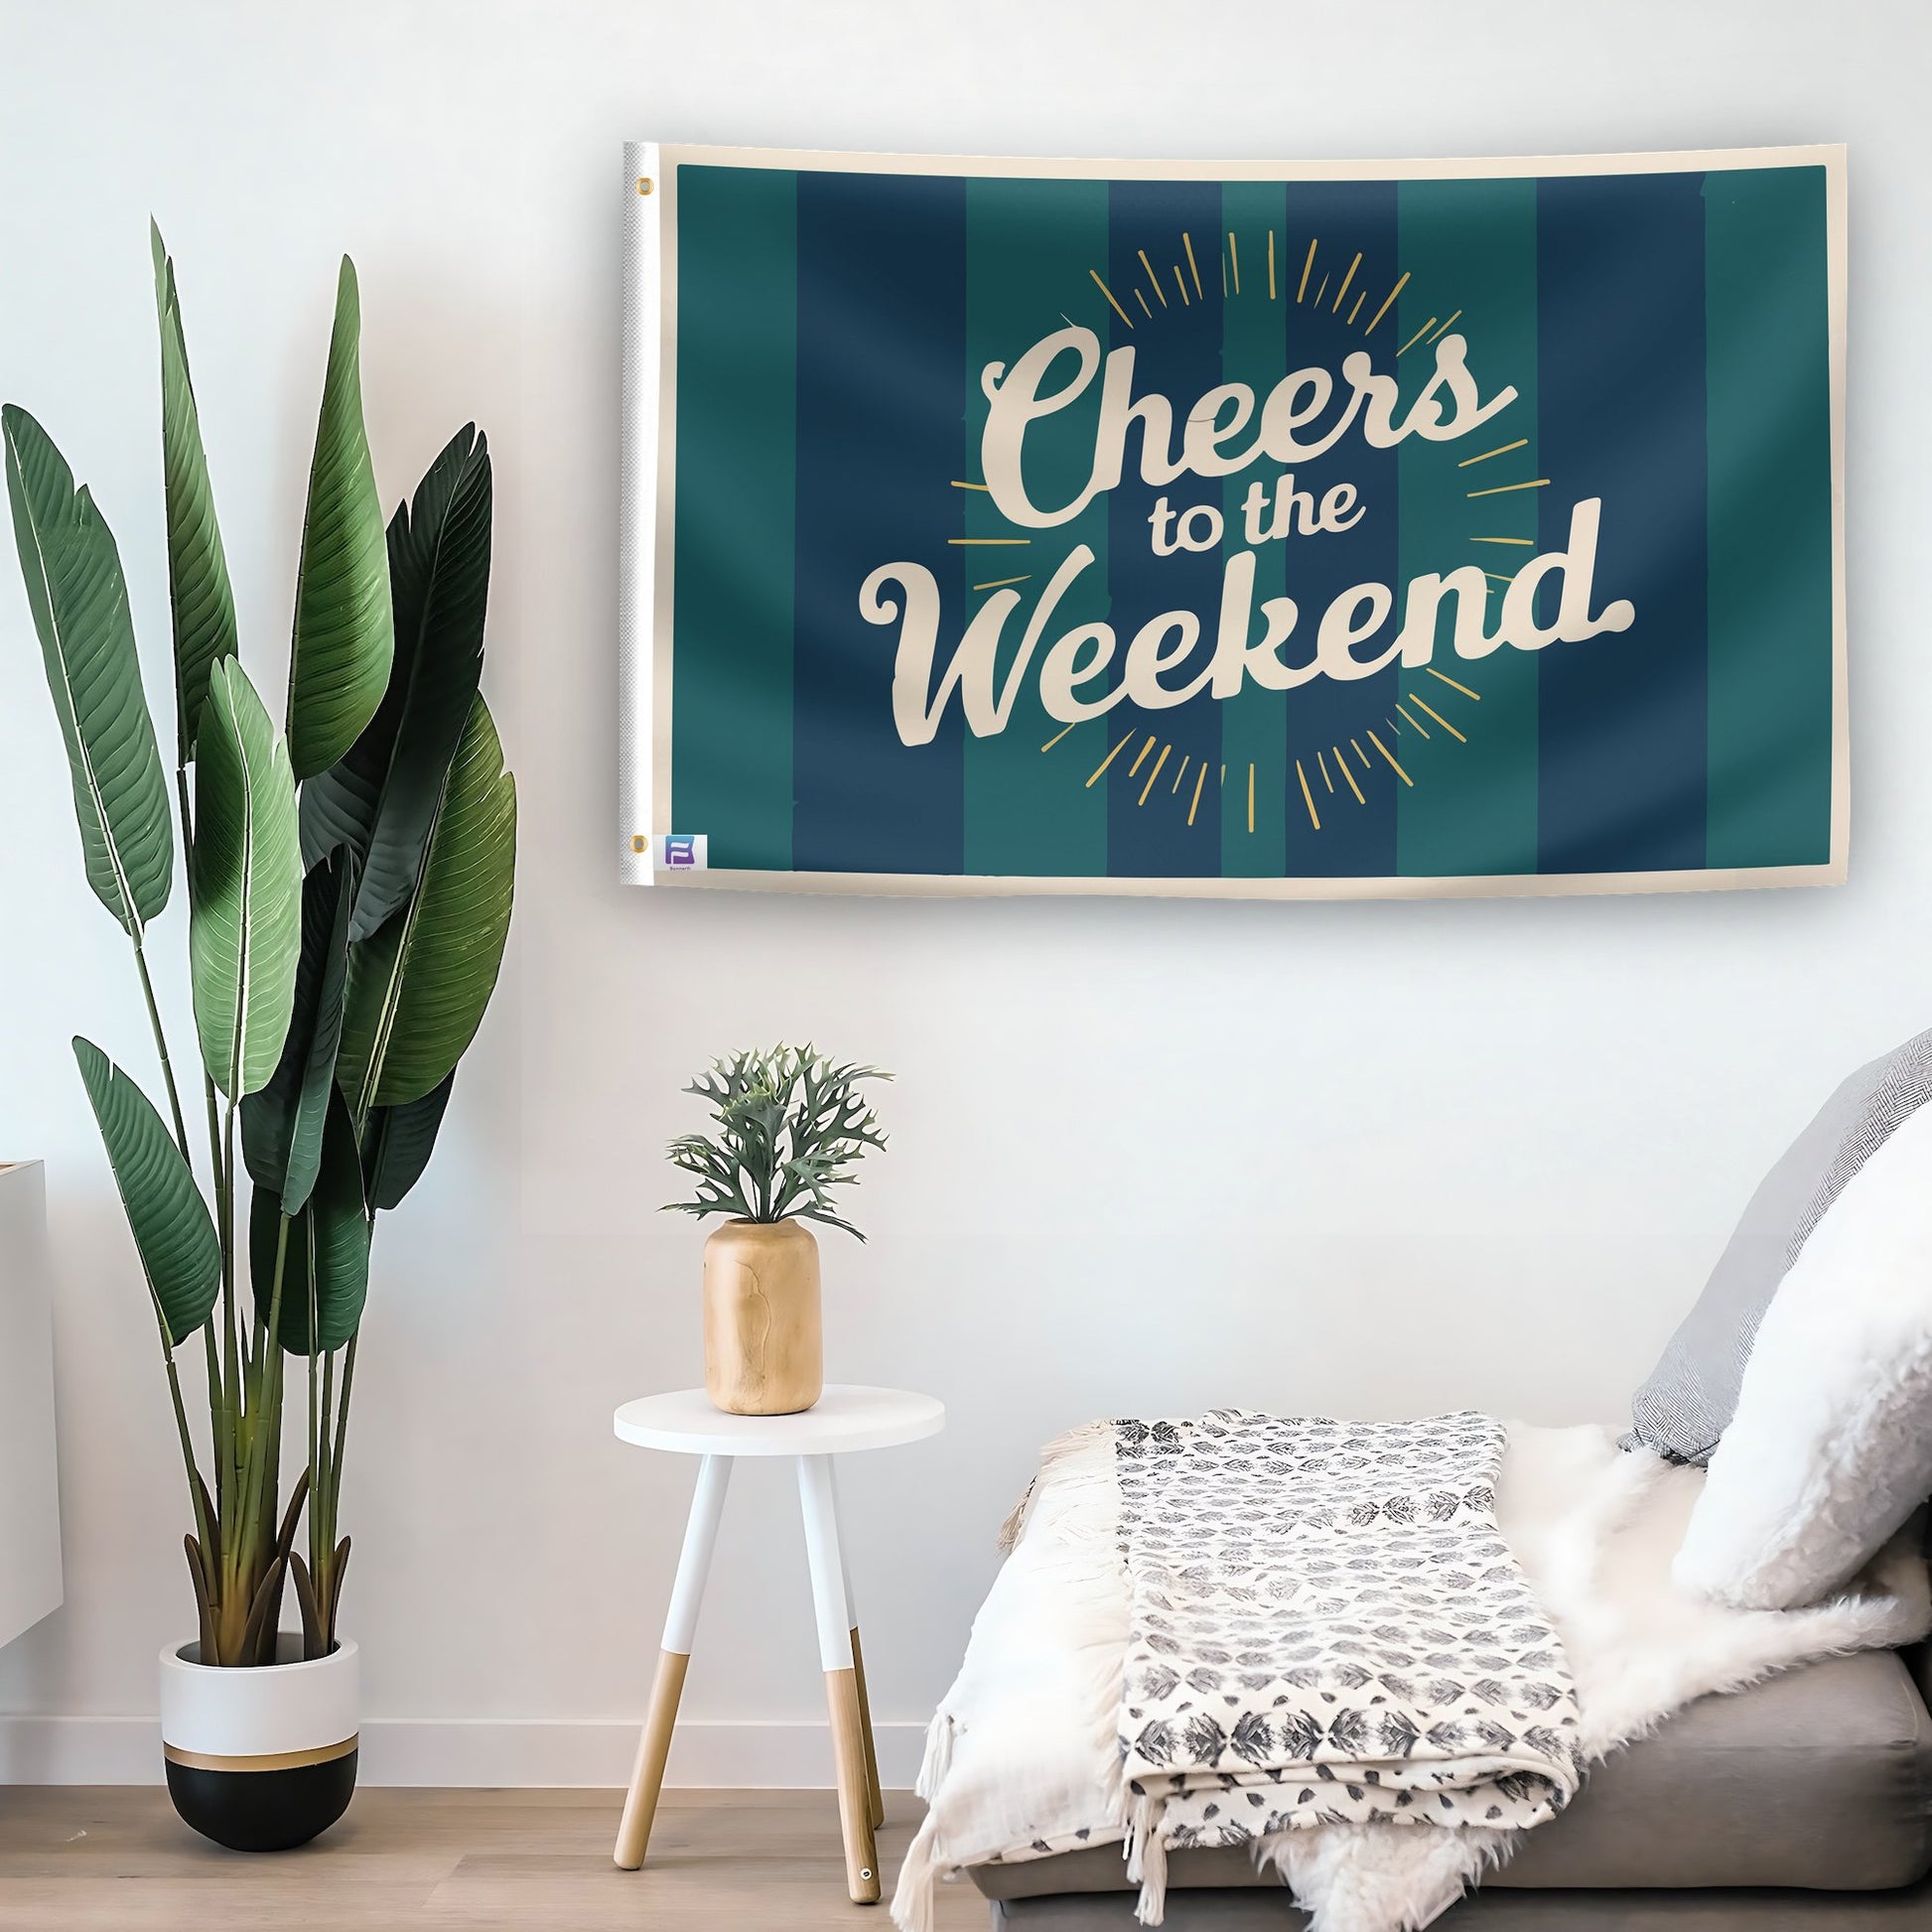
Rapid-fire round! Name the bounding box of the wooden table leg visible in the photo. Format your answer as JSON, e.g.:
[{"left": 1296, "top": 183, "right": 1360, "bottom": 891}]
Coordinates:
[
  {"left": 848, "top": 1625, "right": 885, "bottom": 1831},
  {"left": 828, "top": 1462, "right": 885, "bottom": 1830},
  {"left": 798, "top": 1453, "right": 880, "bottom": 1903},
  {"left": 614, "top": 1453, "right": 733, "bottom": 1869}
]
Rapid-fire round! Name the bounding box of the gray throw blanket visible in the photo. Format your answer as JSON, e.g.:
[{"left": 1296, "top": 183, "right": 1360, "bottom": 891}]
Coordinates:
[{"left": 1114, "top": 1411, "right": 1585, "bottom": 1918}]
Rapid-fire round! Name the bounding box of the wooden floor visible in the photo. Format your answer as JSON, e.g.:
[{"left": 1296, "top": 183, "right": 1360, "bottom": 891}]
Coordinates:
[{"left": 0, "top": 1787, "right": 987, "bottom": 1930}]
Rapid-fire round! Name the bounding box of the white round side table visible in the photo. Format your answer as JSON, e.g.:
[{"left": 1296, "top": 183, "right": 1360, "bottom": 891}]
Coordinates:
[{"left": 610, "top": 1384, "right": 945, "bottom": 1903}]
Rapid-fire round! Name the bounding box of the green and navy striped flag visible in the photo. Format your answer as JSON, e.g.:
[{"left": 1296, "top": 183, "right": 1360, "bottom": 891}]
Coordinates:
[{"left": 622, "top": 145, "right": 1845, "bottom": 898}]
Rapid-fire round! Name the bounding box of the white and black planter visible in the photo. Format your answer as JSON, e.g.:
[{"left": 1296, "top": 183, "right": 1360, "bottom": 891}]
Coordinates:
[{"left": 159, "top": 1636, "right": 358, "bottom": 1852}]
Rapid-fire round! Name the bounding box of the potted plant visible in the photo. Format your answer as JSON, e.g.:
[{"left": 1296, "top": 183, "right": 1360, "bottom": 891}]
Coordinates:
[
  {"left": 3, "top": 226, "right": 515, "bottom": 1851},
  {"left": 665, "top": 1045, "right": 889, "bottom": 1415}
]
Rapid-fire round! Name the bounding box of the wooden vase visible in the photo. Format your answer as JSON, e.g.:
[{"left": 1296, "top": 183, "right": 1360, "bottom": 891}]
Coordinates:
[{"left": 702, "top": 1218, "right": 823, "bottom": 1416}]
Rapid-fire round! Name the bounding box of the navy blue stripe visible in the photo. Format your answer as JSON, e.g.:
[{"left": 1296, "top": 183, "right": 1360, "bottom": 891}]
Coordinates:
[
  {"left": 1535, "top": 173, "right": 1709, "bottom": 875},
  {"left": 1277, "top": 183, "right": 1401, "bottom": 878},
  {"left": 792, "top": 172, "right": 967, "bottom": 875},
  {"left": 1102, "top": 182, "right": 1224, "bottom": 875}
]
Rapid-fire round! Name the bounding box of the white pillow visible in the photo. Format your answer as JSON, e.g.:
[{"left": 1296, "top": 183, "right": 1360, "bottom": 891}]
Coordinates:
[{"left": 1672, "top": 1097, "right": 1932, "bottom": 1610}]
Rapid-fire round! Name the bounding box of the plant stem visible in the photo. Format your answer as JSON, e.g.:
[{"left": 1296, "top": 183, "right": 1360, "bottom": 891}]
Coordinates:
[
  {"left": 321, "top": 1333, "right": 355, "bottom": 1649},
  {"left": 129, "top": 937, "right": 191, "bottom": 1167},
  {"left": 219, "top": 1096, "right": 239, "bottom": 1422},
  {"left": 239, "top": 1214, "right": 290, "bottom": 1579},
  {"left": 163, "top": 1353, "right": 210, "bottom": 1543},
  {"left": 219, "top": 1212, "right": 288, "bottom": 1663},
  {"left": 201, "top": 1076, "right": 230, "bottom": 1523},
  {"left": 307, "top": 1325, "right": 321, "bottom": 1549},
  {"left": 125, "top": 766, "right": 224, "bottom": 1639},
  {"left": 217, "top": 1096, "right": 242, "bottom": 1578},
  {"left": 330, "top": 1333, "right": 356, "bottom": 1525},
  {"left": 153, "top": 1326, "right": 215, "bottom": 1612},
  {"left": 313, "top": 1345, "right": 337, "bottom": 1618}
]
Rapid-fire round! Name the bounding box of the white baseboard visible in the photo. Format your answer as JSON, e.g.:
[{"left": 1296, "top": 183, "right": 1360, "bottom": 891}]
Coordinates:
[{"left": 0, "top": 1715, "right": 928, "bottom": 1788}]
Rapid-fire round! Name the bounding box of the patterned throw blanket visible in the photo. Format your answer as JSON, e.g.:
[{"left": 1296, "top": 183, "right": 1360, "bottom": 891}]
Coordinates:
[{"left": 1114, "top": 1412, "right": 1584, "bottom": 1917}]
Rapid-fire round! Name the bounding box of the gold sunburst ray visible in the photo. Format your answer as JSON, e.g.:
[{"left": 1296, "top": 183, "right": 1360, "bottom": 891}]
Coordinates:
[
  {"left": 1333, "top": 749, "right": 1366, "bottom": 804},
  {"left": 1363, "top": 271, "right": 1410, "bottom": 336},
  {"left": 1138, "top": 744, "right": 1172, "bottom": 803},
  {"left": 1457, "top": 437, "right": 1528, "bottom": 468},
  {"left": 1296, "top": 759, "right": 1321, "bottom": 830},
  {"left": 1406, "top": 694, "right": 1466, "bottom": 743},
  {"left": 1367, "top": 730, "right": 1412, "bottom": 786},
  {"left": 1085, "top": 731, "right": 1136, "bottom": 787},
  {"left": 1089, "top": 268, "right": 1134, "bottom": 330},
  {"left": 1466, "top": 479, "right": 1550, "bottom": 499},
  {"left": 1186, "top": 761, "right": 1208, "bottom": 826},
  {"left": 1331, "top": 250, "right": 1362, "bottom": 314},
  {"left": 1426, "top": 668, "right": 1481, "bottom": 701}
]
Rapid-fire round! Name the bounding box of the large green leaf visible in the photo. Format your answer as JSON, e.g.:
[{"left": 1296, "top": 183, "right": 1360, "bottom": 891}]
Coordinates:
[
  {"left": 151, "top": 223, "right": 237, "bottom": 762},
  {"left": 241, "top": 848, "right": 354, "bottom": 1213},
  {"left": 287, "top": 258, "right": 392, "bottom": 780},
  {"left": 339, "top": 695, "right": 514, "bottom": 1115},
  {"left": 250, "top": 1088, "right": 369, "bottom": 1355},
  {"left": 361, "top": 1069, "right": 455, "bottom": 1211},
  {"left": 301, "top": 425, "right": 490, "bottom": 940},
  {"left": 190, "top": 658, "right": 303, "bottom": 1099},
  {"left": 4, "top": 405, "right": 174, "bottom": 936},
  {"left": 73, "top": 1036, "right": 219, "bottom": 1347}
]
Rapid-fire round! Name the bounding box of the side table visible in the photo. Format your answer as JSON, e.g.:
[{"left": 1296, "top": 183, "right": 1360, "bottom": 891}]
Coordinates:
[{"left": 610, "top": 1384, "right": 946, "bottom": 1903}]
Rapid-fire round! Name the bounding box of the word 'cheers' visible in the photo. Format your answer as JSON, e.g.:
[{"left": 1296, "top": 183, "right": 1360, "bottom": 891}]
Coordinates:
[{"left": 976, "top": 324, "right": 1513, "bottom": 527}]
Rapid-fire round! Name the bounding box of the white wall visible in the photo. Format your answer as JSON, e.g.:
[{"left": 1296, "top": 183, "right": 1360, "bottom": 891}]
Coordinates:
[{"left": 1, "top": 0, "right": 1927, "bottom": 1786}]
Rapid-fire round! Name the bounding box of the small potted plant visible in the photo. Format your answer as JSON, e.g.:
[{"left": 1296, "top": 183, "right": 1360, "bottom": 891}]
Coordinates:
[
  {"left": 4, "top": 228, "right": 514, "bottom": 1851},
  {"left": 665, "top": 1045, "right": 889, "bottom": 1416}
]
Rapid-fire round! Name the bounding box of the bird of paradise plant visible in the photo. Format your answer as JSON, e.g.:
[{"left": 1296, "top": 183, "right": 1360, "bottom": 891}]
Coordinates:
[{"left": 3, "top": 225, "right": 514, "bottom": 1665}]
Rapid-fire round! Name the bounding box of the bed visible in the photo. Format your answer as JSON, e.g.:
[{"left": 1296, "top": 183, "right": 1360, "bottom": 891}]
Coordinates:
[{"left": 897, "top": 1422, "right": 1932, "bottom": 1932}]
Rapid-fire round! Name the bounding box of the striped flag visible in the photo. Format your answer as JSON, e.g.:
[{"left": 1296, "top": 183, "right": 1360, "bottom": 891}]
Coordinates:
[{"left": 625, "top": 146, "right": 1844, "bottom": 898}]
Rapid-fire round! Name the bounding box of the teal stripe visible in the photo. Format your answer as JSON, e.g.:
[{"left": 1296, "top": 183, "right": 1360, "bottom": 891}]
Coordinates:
[
  {"left": 670, "top": 166, "right": 796, "bottom": 870},
  {"left": 1219, "top": 185, "right": 1290, "bottom": 875},
  {"left": 1395, "top": 179, "right": 1539, "bottom": 877},
  {"left": 1704, "top": 166, "right": 1834, "bottom": 869},
  {"left": 963, "top": 179, "right": 1110, "bottom": 877}
]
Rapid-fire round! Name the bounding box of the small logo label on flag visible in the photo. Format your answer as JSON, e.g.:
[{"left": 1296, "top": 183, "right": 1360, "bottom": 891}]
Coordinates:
[{"left": 659, "top": 833, "right": 707, "bottom": 872}]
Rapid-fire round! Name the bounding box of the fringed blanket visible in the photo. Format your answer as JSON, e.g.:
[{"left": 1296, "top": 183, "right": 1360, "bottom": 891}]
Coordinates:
[
  {"left": 1111, "top": 1413, "right": 1582, "bottom": 1918},
  {"left": 896, "top": 1420, "right": 1932, "bottom": 1932}
]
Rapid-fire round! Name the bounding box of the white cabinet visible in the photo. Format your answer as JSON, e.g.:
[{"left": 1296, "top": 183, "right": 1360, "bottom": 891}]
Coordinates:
[{"left": 0, "top": 1163, "right": 62, "bottom": 1648}]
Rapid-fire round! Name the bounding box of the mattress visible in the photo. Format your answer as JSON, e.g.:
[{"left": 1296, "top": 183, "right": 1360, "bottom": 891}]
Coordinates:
[
  {"left": 986, "top": 1877, "right": 1932, "bottom": 1930},
  {"left": 970, "top": 1647, "right": 1932, "bottom": 1898}
]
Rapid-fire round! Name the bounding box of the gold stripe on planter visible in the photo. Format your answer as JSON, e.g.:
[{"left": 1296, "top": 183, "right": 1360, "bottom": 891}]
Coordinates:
[{"left": 163, "top": 1735, "right": 358, "bottom": 1774}]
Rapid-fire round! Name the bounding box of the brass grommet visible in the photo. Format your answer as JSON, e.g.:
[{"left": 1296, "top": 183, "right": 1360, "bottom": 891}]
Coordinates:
[{"left": 636, "top": 176, "right": 653, "bottom": 197}]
